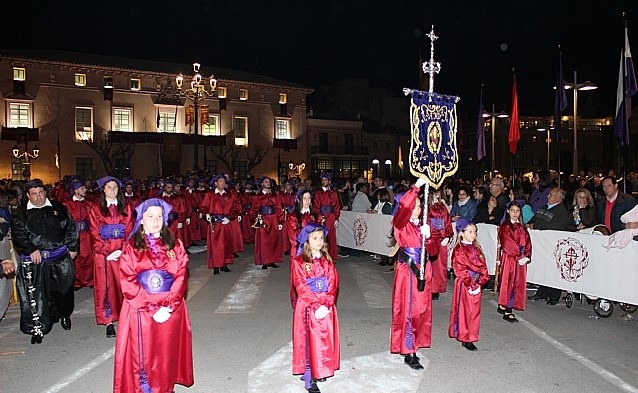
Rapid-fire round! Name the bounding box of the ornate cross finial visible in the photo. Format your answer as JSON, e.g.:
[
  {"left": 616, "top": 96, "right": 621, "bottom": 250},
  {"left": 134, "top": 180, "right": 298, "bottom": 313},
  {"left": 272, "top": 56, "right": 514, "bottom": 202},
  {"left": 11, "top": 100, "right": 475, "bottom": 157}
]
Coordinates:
[{"left": 422, "top": 25, "right": 441, "bottom": 95}]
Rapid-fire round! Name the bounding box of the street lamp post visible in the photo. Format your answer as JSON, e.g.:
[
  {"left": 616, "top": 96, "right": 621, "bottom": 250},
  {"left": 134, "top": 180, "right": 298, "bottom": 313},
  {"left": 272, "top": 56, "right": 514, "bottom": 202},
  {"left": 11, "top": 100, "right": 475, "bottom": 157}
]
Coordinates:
[
  {"left": 176, "top": 62, "right": 217, "bottom": 173},
  {"left": 12, "top": 129, "right": 39, "bottom": 180},
  {"left": 483, "top": 104, "right": 509, "bottom": 179},
  {"left": 563, "top": 71, "right": 597, "bottom": 175}
]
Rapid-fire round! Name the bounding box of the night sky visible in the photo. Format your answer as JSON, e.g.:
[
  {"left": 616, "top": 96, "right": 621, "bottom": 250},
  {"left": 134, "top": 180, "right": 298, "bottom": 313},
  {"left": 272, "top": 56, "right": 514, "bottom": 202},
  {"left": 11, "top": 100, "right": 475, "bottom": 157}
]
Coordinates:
[{"left": 3, "top": 0, "right": 638, "bottom": 118}]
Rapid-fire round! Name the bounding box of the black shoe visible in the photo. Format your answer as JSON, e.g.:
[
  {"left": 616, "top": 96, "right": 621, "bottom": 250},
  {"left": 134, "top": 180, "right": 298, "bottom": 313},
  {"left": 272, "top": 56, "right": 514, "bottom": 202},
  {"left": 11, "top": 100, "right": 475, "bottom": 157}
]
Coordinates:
[
  {"left": 61, "top": 316, "right": 71, "bottom": 330},
  {"left": 234, "top": 253, "right": 240, "bottom": 258},
  {"left": 377, "top": 261, "right": 389, "bottom": 266},
  {"left": 404, "top": 354, "right": 424, "bottom": 370},
  {"left": 221, "top": 266, "right": 231, "bottom": 272},
  {"left": 547, "top": 299, "right": 559, "bottom": 306},
  {"left": 270, "top": 263, "right": 280, "bottom": 268},
  {"left": 106, "top": 324, "right": 116, "bottom": 338},
  {"left": 213, "top": 268, "right": 220, "bottom": 275},
  {"left": 308, "top": 381, "right": 321, "bottom": 393},
  {"left": 31, "top": 335, "right": 42, "bottom": 344},
  {"left": 262, "top": 264, "right": 268, "bottom": 270},
  {"left": 284, "top": 251, "right": 289, "bottom": 256},
  {"left": 503, "top": 313, "right": 519, "bottom": 323},
  {"left": 497, "top": 306, "right": 512, "bottom": 315},
  {"left": 432, "top": 293, "right": 440, "bottom": 300},
  {"left": 462, "top": 342, "right": 478, "bottom": 351}
]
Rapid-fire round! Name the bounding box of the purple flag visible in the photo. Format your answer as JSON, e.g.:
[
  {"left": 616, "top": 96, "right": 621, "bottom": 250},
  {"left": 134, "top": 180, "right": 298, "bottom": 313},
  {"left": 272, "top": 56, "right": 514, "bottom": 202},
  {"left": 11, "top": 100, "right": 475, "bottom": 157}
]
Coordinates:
[
  {"left": 476, "top": 87, "right": 486, "bottom": 161},
  {"left": 615, "top": 26, "right": 637, "bottom": 146},
  {"left": 554, "top": 51, "right": 568, "bottom": 141}
]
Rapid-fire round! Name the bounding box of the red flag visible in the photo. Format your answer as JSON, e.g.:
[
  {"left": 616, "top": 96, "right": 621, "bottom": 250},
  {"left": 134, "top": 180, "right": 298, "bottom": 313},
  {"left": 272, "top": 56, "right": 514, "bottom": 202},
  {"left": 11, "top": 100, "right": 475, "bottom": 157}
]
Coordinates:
[{"left": 508, "top": 75, "right": 520, "bottom": 155}]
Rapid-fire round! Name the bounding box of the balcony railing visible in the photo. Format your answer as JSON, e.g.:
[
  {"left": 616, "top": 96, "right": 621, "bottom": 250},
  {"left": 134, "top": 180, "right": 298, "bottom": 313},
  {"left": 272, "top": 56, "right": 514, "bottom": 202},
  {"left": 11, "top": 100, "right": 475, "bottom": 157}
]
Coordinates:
[{"left": 310, "top": 145, "right": 368, "bottom": 155}]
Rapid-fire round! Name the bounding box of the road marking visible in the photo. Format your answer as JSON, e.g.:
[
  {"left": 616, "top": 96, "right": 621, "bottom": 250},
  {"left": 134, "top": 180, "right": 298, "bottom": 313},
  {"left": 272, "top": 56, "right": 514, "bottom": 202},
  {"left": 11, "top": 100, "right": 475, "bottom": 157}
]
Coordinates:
[
  {"left": 488, "top": 299, "right": 638, "bottom": 393},
  {"left": 39, "top": 258, "right": 213, "bottom": 393},
  {"left": 41, "top": 348, "right": 115, "bottom": 393},
  {"left": 215, "top": 265, "right": 269, "bottom": 313},
  {"left": 248, "top": 342, "right": 426, "bottom": 392},
  {"left": 348, "top": 261, "right": 392, "bottom": 308}
]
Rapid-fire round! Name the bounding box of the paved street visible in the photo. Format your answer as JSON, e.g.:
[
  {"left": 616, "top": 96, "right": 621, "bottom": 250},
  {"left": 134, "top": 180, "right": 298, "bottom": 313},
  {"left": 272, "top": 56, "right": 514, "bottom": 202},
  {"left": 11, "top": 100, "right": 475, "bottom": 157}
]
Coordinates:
[{"left": 1, "top": 246, "right": 637, "bottom": 393}]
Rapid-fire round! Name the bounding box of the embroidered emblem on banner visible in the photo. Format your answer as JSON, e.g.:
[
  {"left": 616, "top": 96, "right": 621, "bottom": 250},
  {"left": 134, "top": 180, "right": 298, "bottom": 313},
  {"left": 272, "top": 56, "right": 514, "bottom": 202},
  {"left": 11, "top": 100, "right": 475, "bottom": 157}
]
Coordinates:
[
  {"left": 408, "top": 92, "right": 459, "bottom": 189},
  {"left": 353, "top": 217, "right": 368, "bottom": 246},
  {"left": 554, "top": 237, "right": 589, "bottom": 282},
  {"left": 148, "top": 271, "right": 164, "bottom": 291}
]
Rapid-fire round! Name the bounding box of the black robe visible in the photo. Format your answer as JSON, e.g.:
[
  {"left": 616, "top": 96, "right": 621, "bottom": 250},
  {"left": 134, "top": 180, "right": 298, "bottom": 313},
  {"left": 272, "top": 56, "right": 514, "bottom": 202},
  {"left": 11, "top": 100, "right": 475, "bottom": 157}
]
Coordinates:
[{"left": 11, "top": 200, "right": 79, "bottom": 336}]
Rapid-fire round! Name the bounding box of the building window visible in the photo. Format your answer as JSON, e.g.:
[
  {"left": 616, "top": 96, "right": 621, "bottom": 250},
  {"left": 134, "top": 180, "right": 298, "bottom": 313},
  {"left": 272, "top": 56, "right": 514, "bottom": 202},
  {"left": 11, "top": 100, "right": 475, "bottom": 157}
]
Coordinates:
[
  {"left": 76, "top": 158, "right": 93, "bottom": 180},
  {"left": 235, "top": 160, "right": 247, "bottom": 180},
  {"left": 239, "top": 89, "right": 248, "bottom": 101},
  {"left": 217, "top": 87, "right": 227, "bottom": 98},
  {"left": 158, "top": 110, "right": 177, "bottom": 132},
  {"left": 113, "top": 108, "right": 132, "bottom": 131},
  {"left": 9, "top": 102, "right": 30, "bottom": 128},
  {"left": 13, "top": 67, "right": 25, "bottom": 81},
  {"left": 234, "top": 116, "right": 248, "bottom": 146},
  {"left": 130, "top": 78, "right": 141, "bottom": 91},
  {"left": 275, "top": 119, "right": 290, "bottom": 139},
  {"left": 202, "top": 114, "right": 220, "bottom": 136},
  {"left": 11, "top": 158, "right": 27, "bottom": 180},
  {"left": 74, "top": 73, "right": 86, "bottom": 86},
  {"left": 279, "top": 93, "right": 287, "bottom": 104},
  {"left": 104, "top": 76, "right": 113, "bottom": 88},
  {"left": 75, "top": 106, "right": 93, "bottom": 141}
]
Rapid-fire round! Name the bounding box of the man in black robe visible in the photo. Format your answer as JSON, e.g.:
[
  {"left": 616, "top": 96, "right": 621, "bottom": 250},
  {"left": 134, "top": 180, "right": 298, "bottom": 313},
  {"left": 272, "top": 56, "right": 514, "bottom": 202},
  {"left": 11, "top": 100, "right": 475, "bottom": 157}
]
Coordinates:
[{"left": 12, "top": 179, "right": 79, "bottom": 344}]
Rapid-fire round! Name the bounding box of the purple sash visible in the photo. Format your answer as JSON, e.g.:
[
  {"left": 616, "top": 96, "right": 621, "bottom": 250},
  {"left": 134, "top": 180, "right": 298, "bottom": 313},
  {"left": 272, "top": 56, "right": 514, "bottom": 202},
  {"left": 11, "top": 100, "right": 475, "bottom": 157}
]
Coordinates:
[
  {"left": 99, "top": 223, "right": 126, "bottom": 240},
  {"left": 137, "top": 269, "right": 174, "bottom": 294},
  {"left": 306, "top": 276, "right": 329, "bottom": 293},
  {"left": 430, "top": 217, "right": 445, "bottom": 230},
  {"left": 168, "top": 212, "right": 179, "bottom": 222},
  {"left": 75, "top": 219, "right": 88, "bottom": 233},
  {"left": 259, "top": 205, "right": 275, "bottom": 215},
  {"left": 243, "top": 204, "right": 251, "bottom": 210},
  {"left": 398, "top": 247, "right": 421, "bottom": 264},
  {"left": 21, "top": 245, "right": 68, "bottom": 263},
  {"left": 285, "top": 205, "right": 295, "bottom": 214},
  {"left": 320, "top": 205, "right": 334, "bottom": 214},
  {"left": 212, "top": 214, "right": 226, "bottom": 223}
]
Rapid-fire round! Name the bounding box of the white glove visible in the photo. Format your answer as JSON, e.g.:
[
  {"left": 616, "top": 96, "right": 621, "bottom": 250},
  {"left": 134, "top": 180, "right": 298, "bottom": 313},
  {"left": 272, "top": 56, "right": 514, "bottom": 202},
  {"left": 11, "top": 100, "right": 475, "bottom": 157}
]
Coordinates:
[
  {"left": 152, "top": 306, "right": 172, "bottom": 324},
  {"left": 186, "top": 218, "right": 191, "bottom": 225},
  {"left": 518, "top": 257, "right": 530, "bottom": 265},
  {"left": 106, "top": 250, "right": 122, "bottom": 261},
  {"left": 420, "top": 224, "right": 431, "bottom": 238},
  {"left": 334, "top": 220, "right": 339, "bottom": 228},
  {"left": 222, "top": 217, "right": 230, "bottom": 225},
  {"left": 415, "top": 178, "right": 427, "bottom": 188},
  {"left": 178, "top": 222, "right": 183, "bottom": 229},
  {"left": 468, "top": 285, "right": 481, "bottom": 295},
  {"left": 314, "top": 305, "right": 330, "bottom": 320},
  {"left": 440, "top": 237, "right": 450, "bottom": 247},
  {"left": 278, "top": 224, "right": 283, "bottom": 231},
  {"left": 237, "top": 216, "right": 242, "bottom": 222},
  {"left": 206, "top": 214, "right": 211, "bottom": 222},
  {"left": 199, "top": 213, "right": 203, "bottom": 219}
]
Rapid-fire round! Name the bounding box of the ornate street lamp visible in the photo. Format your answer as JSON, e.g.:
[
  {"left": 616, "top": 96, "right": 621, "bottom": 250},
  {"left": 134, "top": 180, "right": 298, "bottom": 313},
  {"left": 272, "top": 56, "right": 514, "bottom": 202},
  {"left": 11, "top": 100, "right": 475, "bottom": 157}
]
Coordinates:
[
  {"left": 12, "top": 129, "right": 39, "bottom": 180},
  {"left": 288, "top": 160, "right": 306, "bottom": 176},
  {"left": 176, "top": 62, "right": 217, "bottom": 173}
]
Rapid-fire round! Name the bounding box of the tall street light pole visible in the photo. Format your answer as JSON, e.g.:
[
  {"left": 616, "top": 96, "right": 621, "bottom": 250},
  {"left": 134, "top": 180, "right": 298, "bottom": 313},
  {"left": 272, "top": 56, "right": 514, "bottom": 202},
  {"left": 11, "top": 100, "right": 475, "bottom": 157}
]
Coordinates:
[
  {"left": 563, "top": 71, "right": 597, "bottom": 176},
  {"left": 484, "top": 104, "right": 509, "bottom": 179},
  {"left": 176, "top": 62, "right": 217, "bottom": 174}
]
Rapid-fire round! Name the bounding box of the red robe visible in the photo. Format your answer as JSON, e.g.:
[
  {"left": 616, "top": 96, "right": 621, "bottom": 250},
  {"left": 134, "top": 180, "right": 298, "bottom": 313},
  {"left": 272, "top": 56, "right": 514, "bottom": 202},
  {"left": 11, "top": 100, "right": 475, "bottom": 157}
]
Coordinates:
[
  {"left": 200, "top": 190, "right": 241, "bottom": 269},
  {"left": 159, "top": 193, "right": 189, "bottom": 247},
  {"left": 249, "top": 191, "right": 284, "bottom": 265},
  {"left": 291, "top": 253, "right": 340, "bottom": 380},
  {"left": 428, "top": 202, "right": 453, "bottom": 294},
  {"left": 238, "top": 191, "right": 255, "bottom": 244},
  {"left": 123, "top": 193, "right": 141, "bottom": 215},
  {"left": 391, "top": 186, "right": 438, "bottom": 354},
  {"left": 448, "top": 242, "right": 489, "bottom": 343},
  {"left": 64, "top": 198, "right": 94, "bottom": 288},
  {"left": 226, "top": 187, "right": 244, "bottom": 253},
  {"left": 88, "top": 203, "right": 133, "bottom": 325},
  {"left": 498, "top": 221, "right": 532, "bottom": 311},
  {"left": 113, "top": 239, "right": 193, "bottom": 393},
  {"left": 280, "top": 191, "right": 296, "bottom": 253},
  {"left": 287, "top": 210, "right": 317, "bottom": 307},
  {"left": 313, "top": 189, "right": 340, "bottom": 260},
  {"left": 194, "top": 188, "right": 209, "bottom": 240},
  {"left": 183, "top": 188, "right": 202, "bottom": 242}
]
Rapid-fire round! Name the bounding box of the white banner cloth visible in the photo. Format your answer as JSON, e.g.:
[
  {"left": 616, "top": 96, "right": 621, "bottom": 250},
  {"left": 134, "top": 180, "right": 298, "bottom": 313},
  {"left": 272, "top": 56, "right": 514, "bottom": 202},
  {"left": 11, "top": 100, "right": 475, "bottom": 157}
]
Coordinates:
[{"left": 336, "top": 211, "right": 399, "bottom": 256}]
